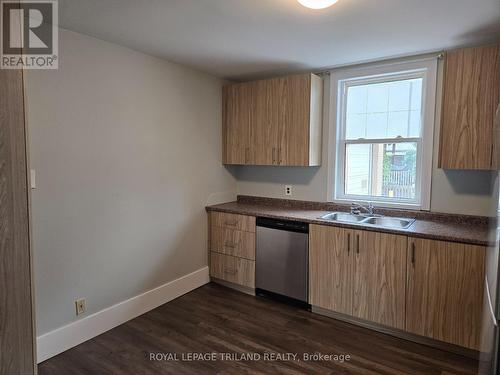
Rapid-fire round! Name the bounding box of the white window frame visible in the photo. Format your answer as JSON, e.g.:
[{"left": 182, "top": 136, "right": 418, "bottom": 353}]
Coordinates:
[{"left": 327, "top": 58, "right": 438, "bottom": 210}]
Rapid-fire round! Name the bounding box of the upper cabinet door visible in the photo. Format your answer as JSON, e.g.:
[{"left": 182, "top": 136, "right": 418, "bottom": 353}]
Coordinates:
[
  {"left": 222, "top": 73, "right": 323, "bottom": 166},
  {"left": 253, "top": 78, "right": 282, "bottom": 165},
  {"left": 352, "top": 230, "right": 407, "bottom": 330},
  {"left": 439, "top": 44, "right": 500, "bottom": 170},
  {"left": 222, "top": 83, "right": 255, "bottom": 164},
  {"left": 279, "top": 74, "right": 321, "bottom": 166}
]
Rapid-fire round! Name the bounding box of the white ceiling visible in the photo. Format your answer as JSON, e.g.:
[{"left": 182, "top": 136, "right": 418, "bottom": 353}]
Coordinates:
[{"left": 58, "top": 0, "right": 500, "bottom": 80}]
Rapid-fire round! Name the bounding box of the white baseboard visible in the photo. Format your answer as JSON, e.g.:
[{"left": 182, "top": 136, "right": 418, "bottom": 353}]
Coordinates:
[{"left": 36, "top": 266, "right": 210, "bottom": 363}]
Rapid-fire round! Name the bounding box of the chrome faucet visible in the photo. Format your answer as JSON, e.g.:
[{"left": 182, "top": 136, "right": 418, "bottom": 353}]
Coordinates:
[{"left": 351, "top": 202, "right": 374, "bottom": 215}]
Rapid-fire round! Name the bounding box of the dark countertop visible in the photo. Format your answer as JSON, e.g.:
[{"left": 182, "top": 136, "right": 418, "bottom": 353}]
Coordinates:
[{"left": 206, "top": 197, "right": 493, "bottom": 247}]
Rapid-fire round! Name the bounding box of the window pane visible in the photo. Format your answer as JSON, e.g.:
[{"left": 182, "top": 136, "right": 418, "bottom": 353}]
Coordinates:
[
  {"left": 387, "top": 111, "right": 408, "bottom": 138},
  {"left": 345, "top": 144, "right": 371, "bottom": 196},
  {"left": 345, "top": 114, "right": 366, "bottom": 139},
  {"left": 345, "top": 142, "right": 417, "bottom": 200},
  {"left": 408, "top": 110, "right": 421, "bottom": 137},
  {"left": 346, "top": 85, "right": 367, "bottom": 114},
  {"left": 366, "top": 113, "right": 386, "bottom": 139},
  {"left": 345, "top": 78, "right": 423, "bottom": 140}
]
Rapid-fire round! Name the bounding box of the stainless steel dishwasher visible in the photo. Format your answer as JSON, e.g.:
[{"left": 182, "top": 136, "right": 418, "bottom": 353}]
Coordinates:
[{"left": 256, "top": 217, "right": 309, "bottom": 307}]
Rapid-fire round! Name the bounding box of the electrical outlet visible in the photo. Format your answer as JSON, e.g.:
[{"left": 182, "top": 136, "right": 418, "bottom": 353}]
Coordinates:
[
  {"left": 75, "top": 298, "right": 86, "bottom": 316},
  {"left": 285, "top": 185, "right": 292, "bottom": 196}
]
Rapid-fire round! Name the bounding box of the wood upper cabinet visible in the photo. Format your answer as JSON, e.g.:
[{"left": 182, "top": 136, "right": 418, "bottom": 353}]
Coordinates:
[
  {"left": 309, "top": 225, "right": 354, "bottom": 315},
  {"left": 352, "top": 230, "right": 407, "bottom": 330},
  {"left": 406, "top": 238, "right": 485, "bottom": 350},
  {"left": 222, "top": 82, "right": 256, "bottom": 164},
  {"left": 222, "top": 73, "right": 323, "bottom": 166},
  {"left": 253, "top": 79, "right": 279, "bottom": 165},
  {"left": 278, "top": 74, "right": 322, "bottom": 166},
  {"left": 439, "top": 44, "right": 500, "bottom": 170}
]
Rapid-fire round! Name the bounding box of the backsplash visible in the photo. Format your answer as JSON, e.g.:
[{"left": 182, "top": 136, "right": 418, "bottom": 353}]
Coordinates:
[{"left": 236, "top": 195, "right": 492, "bottom": 225}]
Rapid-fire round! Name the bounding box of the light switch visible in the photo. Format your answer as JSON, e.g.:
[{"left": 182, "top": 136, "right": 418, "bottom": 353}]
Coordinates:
[{"left": 30, "top": 169, "right": 36, "bottom": 189}]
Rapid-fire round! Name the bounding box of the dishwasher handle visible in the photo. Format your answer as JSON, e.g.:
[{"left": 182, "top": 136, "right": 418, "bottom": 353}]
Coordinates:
[{"left": 256, "top": 217, "right": 308, "bottom": 234}]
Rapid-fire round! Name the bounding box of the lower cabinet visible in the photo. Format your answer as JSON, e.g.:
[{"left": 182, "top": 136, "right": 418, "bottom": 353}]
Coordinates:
[
  {"left": 309, "top": 224, "right": 486, "bottom": 351},
  {"left": 309, "top": 225, "right": 406, "bottom": 329},
  {"left": 309, "top": 225, "right": 353, "bottom": 315},
  {"left": 210, "top": 226, "right": 255, "bottom": 260},
  {"left": 210, "top": 252, "right": 255, "bottom": 288},
  {"left": 207, "top": 215, "right": 486, "bottom": 351},
  {"left": 209, "top": 212, "right": 256, "bottom": 289},
  {"left": 406, "top": 238, "right": 485, "bottom": 351},
  {"left": 352, "top": 230, "right": 407, "bottom": 330}
]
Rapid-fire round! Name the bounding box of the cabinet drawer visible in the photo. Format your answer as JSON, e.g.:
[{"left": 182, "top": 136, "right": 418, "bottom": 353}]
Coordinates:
[
  {"left": 210, "top": 226, "right": 255, "bottom": 260},
  {"left": 210, "top": 252, "right": 255, "bottom": 288},
  {"left": 211, "top": 212, "right": 255, "bottom": 232}
]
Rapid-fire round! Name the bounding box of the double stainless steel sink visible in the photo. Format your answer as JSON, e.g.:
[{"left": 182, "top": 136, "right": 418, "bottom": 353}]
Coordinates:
[{"left": 319, "top": 212, "right": 415, "bottom": 229}]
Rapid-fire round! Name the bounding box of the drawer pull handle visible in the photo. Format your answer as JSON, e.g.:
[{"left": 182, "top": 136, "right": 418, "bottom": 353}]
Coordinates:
[
  {"left": 224, "top": 242, "right": 237, "bottom": 248},
  {"left": 347, "top": 233, "right": 351, "bottom": 255},
  {"left": 356, "top": 234, "right": 360, "bottom": 254},
  {"left": 224, "top": 221, "right": 238, "bottom": 227},
  {"left": 223, "top": 268, "right": 237, "bottom": 275}
]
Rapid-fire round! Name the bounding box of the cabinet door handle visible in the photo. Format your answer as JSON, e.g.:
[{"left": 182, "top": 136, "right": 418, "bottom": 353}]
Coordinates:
[
  {"left": 245, "top": 147, "right": 249, "bottom": 163},
  {"left": 224, "top": 242, "right": 237, "bottom": 248},
  {"left": 411, "top": 242, "right": 416, "bottom": 265},
  {"left": 223, "top": 268, "right": 237, "bottom": 275},
  {"left": 272, "top": 147, "right": 276, "bottom": 164},
  {"left": 278, "top": 147, "right": 282, "bottom": 165},
  {"left": 347, "top": 233, "right": 351, "bottom": 255},
  {"left": 356, "top": 234, "right": 360, "bottom": 254}
]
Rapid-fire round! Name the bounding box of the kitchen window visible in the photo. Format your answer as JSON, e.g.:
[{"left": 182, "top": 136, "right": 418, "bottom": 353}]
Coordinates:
[{"left": 329, "top": 59, "right": 438, "bottom": 209}]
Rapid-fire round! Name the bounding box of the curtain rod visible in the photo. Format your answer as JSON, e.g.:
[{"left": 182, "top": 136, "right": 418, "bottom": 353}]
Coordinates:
[{"left": 314, "top": 51, "right": 444, "bottom": 77}]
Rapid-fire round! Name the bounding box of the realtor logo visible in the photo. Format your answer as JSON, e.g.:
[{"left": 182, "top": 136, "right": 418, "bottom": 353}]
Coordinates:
[{"left": 1, "top": 0, "right": 58, "bottom": 69}]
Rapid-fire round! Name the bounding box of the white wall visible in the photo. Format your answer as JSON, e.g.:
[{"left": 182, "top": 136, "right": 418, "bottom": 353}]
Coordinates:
[
  {"left": 234, "top": 59, "right": 497, "bottom": 216},
  {"left": 27, "top": 29, "right": 236, "bottom": 336}
]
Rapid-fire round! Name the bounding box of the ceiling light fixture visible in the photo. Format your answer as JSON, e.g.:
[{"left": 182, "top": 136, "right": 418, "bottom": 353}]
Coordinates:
[{"left": 297, "top": 0, "right": 339, "bottom": 9}]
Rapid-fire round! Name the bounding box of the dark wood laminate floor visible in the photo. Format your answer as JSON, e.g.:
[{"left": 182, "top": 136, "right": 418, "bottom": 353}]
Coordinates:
[{"left": 38, "top": 283, "right": 479, "bottom": 375}]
